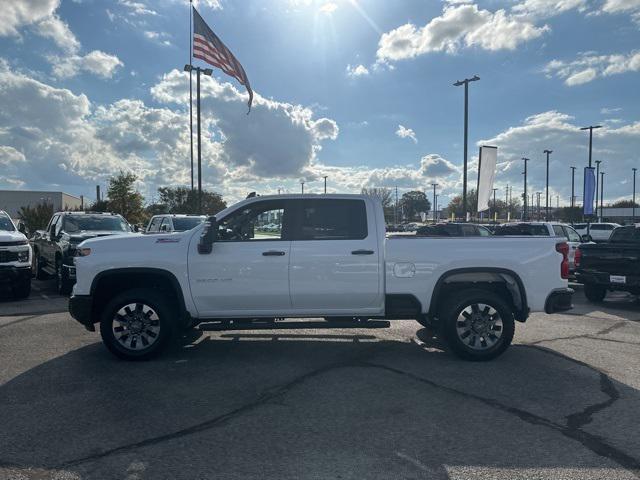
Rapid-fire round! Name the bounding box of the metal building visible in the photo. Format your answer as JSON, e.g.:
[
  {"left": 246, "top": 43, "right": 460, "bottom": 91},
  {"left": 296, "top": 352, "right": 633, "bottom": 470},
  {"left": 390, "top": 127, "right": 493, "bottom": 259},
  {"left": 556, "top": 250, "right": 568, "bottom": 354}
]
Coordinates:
[{"left": 0, "top": 190, "right": 83, "bottom": 219}]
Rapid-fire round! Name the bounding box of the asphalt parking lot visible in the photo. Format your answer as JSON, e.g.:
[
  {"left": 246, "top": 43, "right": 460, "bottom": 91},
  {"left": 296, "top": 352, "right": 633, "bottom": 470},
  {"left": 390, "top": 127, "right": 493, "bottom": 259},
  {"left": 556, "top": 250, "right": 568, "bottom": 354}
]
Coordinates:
[{"left": 1, "top": 280, "right": 639, "bottom": 480}]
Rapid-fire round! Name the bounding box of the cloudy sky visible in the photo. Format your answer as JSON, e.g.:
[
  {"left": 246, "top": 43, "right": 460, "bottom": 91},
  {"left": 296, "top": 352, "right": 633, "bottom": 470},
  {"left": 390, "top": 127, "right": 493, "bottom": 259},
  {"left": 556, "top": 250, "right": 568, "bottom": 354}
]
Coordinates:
[{"left": 0, "top": 0, "right": 639, "bottom": 206}]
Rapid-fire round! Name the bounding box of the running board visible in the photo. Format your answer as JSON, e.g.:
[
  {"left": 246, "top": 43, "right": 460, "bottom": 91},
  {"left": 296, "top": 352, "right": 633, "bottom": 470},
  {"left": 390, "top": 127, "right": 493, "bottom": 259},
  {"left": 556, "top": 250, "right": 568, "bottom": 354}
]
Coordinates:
[{"left": 198, "top": 319, "right": 390, "bottom": 331}]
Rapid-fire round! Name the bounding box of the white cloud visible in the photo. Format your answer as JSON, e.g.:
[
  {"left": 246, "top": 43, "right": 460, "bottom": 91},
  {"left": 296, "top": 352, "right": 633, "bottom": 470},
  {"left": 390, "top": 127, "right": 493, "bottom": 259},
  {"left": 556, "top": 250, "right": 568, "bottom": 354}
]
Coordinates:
[
  {"left": 118, "top": 0, "right": 157, "bottom": 16},
  {"left": 512, "top": 0, "right": 588, "bottom": 19},
  {"left": 601, "top": 0, "right": 640, "bottom": 14},
  {"left": 544, "top": 51, "right": 640, "bottom": 86},
  {"left": 396, "top": 125, "right": 417, "bottom": 143},
  {"left": 346, "top": 64, "right": 369, "bottom": 77},
  {"left": 478, "top": 111, "right": 640, "bottom": 205},
  {"left": 601, "top": 107, "right": 622, "bottom": 115},
  {"left": 0, "top": 0, "right": 60, "bottom": 37},
  {"left": 34, "top": 14, "right": 80, "bottom": 52},
  {"left": 50, "top": 50, "right": 124, "bottom": 79},
  {"left": 376, "top": 3, "right": 548, "bottom": 62}
]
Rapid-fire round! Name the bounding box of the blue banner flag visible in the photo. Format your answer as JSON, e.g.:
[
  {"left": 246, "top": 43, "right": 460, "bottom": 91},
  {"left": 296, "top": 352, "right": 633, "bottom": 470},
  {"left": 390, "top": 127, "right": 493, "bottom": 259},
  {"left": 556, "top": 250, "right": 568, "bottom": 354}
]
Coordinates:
[{"left": 583, "top": 167, "right": 596, "bottom": 215}]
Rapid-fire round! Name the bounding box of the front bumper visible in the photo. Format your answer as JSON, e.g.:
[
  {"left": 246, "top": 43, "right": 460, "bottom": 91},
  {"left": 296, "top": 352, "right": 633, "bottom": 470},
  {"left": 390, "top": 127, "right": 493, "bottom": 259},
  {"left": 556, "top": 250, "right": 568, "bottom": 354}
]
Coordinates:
[
  {"left": 545, "top": 288, "right": 574, "bottom": 314},
  {"left": 69, "top": 294, "right": 95, "bottom": 331},
  {"left": 0, "top": 265, "right": 31, "bottom": 285}
]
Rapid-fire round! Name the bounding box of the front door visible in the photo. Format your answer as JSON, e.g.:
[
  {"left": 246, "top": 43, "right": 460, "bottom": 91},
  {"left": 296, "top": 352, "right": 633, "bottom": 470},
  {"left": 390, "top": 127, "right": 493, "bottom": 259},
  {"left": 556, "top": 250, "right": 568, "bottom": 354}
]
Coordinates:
[
  {"left": 188, "top": 199, "right": 293, "bottom": 317},
  {"left": 288, "top": 198, "right": 382, "bottom": 314}
]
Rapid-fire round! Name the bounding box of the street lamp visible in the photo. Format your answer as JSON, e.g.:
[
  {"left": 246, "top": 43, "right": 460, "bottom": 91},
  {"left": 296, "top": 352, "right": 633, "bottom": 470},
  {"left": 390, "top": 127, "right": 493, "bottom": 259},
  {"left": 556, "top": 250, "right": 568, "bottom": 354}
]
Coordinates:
[
  {"left": 184, "top": 64, "right": 213, "bottom": 214},
  {"left": 492, "top": 188, "right": 498, "bottom": 222},
  {"left": 600, "top": 171, "right": 605, "bottom": 220},
  {"left": 431, "top": 183, "right": 438, "bottom": 224},
  {"left": 544, "top": 150, "right": 552, "bottom": 220},
  {"left": 536, "top": 192, "right": 541, "bottom": 220},
  {"left": 595, "top": 160, "right": 602, "bottom": 222},
  {"left": 301, "top": 181, "right": 305, "bottom": 194},
  {"left": 453, "top": 75, "right": 480, "bottom": 221},
  {"left": 570, "top": 166, "right": 576, "bottom": 208},
  {"left": 522, "top": 157, "right": 530, "bottom": 220},
  {"left": 633, "top": 168, "right": 637, "bottom": 223},
  {"left": 323, "top": 175, "right": 328, "bottom": 194}
]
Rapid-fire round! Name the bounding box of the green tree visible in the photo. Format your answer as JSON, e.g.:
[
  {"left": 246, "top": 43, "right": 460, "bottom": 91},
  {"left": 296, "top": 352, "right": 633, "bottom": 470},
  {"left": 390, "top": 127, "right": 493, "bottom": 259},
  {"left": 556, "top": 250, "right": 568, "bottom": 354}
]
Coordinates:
[
  {"left": 106, "top": 171, "right": 145, "bottom": 224},
  {"left": 610, "top": 200, "right": 639, "bottom": 208},
  {"left": 399, "top": 190, "right": 430, "bottom": 221},
  {"left": 18, "top": 202, "right": 54, "bottom": 233},
  {"left": 557, "top": 206, "right": 583, "bottom": 223},
  {"left": 445, "top": 189, "right": 478, "bottom": 220},
  {"left": 156, "top": 186, "right": 226, "bottom": 215}
]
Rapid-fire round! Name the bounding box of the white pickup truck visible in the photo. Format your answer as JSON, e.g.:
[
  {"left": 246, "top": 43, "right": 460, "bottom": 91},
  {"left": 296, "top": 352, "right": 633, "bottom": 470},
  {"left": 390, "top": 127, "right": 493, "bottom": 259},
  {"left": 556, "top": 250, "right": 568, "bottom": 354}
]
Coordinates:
[{"left": 69, "top": 194, "right": 573, "bottom": 361}]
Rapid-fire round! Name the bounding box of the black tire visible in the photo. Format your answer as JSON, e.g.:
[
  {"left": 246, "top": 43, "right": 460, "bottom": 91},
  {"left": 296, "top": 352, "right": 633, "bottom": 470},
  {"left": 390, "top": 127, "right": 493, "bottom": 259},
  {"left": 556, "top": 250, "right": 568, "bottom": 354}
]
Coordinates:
[
  {"left": 437, "top": 288, "right": 515, "bottom": 361},
  {"left": 584, "top": 284, "right": 606, "bottom": 303},
  {"left": 100, "top": 288, "right": 175, "bottom": 361},
  {"left": 33, "top": 250, "right": 47, "bottom": 280},
  {"left": 56, "top": 260, "right": 73, "bottom": 296},
  {"left": 12, "top": 278, "right": 31, "bottom": 299}
]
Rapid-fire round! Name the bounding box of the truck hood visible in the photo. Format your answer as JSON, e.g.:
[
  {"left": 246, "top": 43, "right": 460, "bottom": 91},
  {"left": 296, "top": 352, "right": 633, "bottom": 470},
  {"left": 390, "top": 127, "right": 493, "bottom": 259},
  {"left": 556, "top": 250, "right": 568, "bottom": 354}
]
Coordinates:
[
  {"left": 79, "top": 229, "right": 193, "bottom": 252},
  {"left": 0, "top": 230, "right": 28, "bottom": 244},
  {"left": 68, "top": 230, "right": 135, "bottom": 242}
]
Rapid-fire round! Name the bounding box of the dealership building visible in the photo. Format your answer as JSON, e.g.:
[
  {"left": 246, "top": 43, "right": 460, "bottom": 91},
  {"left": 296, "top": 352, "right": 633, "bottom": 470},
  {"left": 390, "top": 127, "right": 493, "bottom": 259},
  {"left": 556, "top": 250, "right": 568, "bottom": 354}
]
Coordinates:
[{"left": 0, "top": 190, "right": 84, "bottom": 219}]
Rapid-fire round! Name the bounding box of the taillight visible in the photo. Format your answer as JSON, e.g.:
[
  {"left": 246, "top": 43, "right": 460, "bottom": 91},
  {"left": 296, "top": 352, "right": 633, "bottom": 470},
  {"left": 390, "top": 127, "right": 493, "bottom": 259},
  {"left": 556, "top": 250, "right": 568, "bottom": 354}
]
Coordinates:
[
  {"left": 556, "top": 242, "right": 569, "bottom": 279},
  {"left": 574, "top": 247, "right": 582, "bottom": 268}
]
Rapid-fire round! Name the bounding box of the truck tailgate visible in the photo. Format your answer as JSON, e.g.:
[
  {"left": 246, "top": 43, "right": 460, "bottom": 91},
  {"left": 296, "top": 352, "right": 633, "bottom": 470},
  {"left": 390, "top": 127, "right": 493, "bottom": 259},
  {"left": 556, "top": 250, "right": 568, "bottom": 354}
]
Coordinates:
[{"left": 580, "top": 243, "right": 640, "bottom": 276}]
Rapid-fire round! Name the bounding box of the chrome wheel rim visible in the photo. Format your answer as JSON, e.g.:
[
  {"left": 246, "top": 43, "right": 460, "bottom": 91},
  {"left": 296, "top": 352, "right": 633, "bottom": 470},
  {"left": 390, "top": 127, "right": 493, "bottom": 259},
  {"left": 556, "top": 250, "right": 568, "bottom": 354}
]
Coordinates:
[
  {"left": 112, "top": 303, "right": 161, "bottom": 351},
  {"left": 455, "top": 303, "right": 503, "bottom": 351}
]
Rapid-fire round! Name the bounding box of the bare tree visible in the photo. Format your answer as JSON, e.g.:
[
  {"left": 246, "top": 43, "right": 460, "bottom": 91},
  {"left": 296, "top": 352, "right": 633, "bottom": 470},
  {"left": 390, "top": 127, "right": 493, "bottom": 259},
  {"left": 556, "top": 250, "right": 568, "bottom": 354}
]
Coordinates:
[{"left": 361, "top": 187, "right": 393, "bottom": 207}]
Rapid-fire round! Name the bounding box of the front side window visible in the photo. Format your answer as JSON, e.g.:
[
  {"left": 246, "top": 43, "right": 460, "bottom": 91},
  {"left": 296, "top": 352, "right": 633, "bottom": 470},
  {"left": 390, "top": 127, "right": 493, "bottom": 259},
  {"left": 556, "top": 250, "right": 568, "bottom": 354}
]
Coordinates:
[
  {"left": 160, "top": 218, "right": 172, "bottom": 232},
  {"left": 148, "top": 217, "right": 162, "bottom": 232},
  {"left": 552, "top": 225, "right": 565, "bottom": 237},
  {"left": 294, "top": 200, "right": 367, "bottom": 240},
  {"left": 0, "top": 215, "right": 15, "bottom": 232},
  {"left": 217, "top": 201, "right": 287, "bottom": 241},
  {"left": 173, "top": 217, "right": 205, "bottom": 231},
  {"left": 564, "top": 226, "right": 581, "bottom": 242},
  {"left": 478, "top": 226, "right": 491, "bottom": 236},
  {"left": 461, "top": 224, "right": 477, "bottom": 236}
]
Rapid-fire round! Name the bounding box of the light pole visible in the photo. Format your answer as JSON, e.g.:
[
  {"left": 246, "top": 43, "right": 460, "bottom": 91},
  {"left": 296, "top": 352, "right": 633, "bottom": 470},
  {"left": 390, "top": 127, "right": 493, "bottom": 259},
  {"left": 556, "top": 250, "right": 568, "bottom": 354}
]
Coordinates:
[
  {"left": 431, "top": 183, "right": 438, "bottom": 224},
  {"left": 453, "top": 75, "right": 480, "bottom": 221},
  {"left": 570, "top": 166, "right": 576, "bottom": 208},
  {"left": 581, "top": 125, "right": 602, "bottom": 233},
  {"left": 600, "top": 171, "right": 605, "bottom": 220},
  {"left": 633, "top": 168, "right": 637, "bottom": 223},
  {"left": 301, "top": 181, "right": 305, "bottom": 194},
  {"left": 492, "top": 188, "right": 498, "bottom": 222},
  {"left": 323, "top": 175, "right": 328, "bottom": 194},
  {"left": 435, "top": 194, "right": 439, "bottom": 222},
  {"left": 522, "top": 157, "right": 529, "bottom": 220},
  {"left": 536, "top": 192, "right": 541, "bottom": 220},
  {"left": 544, "top": 149, "right": 552, "bottom": 220},
  {"left": 184, "top": 64, "right": 213, "bottom": 214},
  {"left": 595, "top": 160, "right": 602, "bottom": 222}
]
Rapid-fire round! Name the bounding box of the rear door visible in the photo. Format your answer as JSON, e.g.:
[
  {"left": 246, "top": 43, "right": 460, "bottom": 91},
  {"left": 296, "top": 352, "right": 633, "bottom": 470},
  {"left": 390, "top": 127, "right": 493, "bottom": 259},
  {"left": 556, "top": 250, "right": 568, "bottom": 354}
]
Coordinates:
[{"left": 288, "top": 198, "right": 383, "bottom": 314}]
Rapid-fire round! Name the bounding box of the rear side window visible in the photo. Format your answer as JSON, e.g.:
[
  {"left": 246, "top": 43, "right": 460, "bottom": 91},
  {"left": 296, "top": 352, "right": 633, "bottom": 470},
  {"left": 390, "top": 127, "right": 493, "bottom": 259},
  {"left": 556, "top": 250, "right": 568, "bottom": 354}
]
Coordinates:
[
  {"left": 461, "top": 224, "right": 477, "bottom": 236},
  {"left": 591, "top": 224, "right": 614, "bottom": 231},
  {"left": 294, "top": 199, "right": 367, "bottom": 240},
  {"left": 494, "top": 224, "right": 549, "bottom": 236}
]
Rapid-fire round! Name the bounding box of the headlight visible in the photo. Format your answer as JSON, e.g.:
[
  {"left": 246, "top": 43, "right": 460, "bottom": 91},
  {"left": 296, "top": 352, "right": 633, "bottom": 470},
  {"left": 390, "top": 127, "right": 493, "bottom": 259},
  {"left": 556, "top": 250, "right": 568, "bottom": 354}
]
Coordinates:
[
  {"left": 17, "top": 250, "right": 29, "bottom": 262},
  {"left": 75, "top": 247, "right": 92, "bottom": 257}
]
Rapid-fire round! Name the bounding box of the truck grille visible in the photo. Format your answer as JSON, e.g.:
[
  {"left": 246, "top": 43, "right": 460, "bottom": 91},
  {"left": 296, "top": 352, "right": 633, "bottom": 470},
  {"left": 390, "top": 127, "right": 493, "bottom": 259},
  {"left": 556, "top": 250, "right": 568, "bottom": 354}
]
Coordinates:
[{"left": 0, "top": 251, "right": 19, "bottom": 262}]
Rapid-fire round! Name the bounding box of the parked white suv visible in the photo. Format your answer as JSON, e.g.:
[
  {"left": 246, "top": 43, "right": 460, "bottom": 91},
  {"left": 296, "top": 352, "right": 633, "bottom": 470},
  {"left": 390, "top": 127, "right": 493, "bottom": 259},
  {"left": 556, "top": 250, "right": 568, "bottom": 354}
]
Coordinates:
[
  {"left": 573, "top": 222, "right": 620, "bottom": 242},
  {"left": 0, "top": 211, "right": 32, "bottom": 299},
  {"left": 70, "top": 195, "right": 573, "bottom": 362}
]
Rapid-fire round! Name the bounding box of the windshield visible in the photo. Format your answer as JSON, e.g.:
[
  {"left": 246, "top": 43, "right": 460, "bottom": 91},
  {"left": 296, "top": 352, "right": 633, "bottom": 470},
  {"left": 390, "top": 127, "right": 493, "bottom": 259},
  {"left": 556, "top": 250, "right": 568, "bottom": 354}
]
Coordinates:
[
  {"left": 0, "top": 215, "right": 15, "bottom": 232},
  {"left": 493, "top": 224, "right": 550, "bottom": 236},
  {"left": 610, "top": 226, "right": 640, "bottom": 243},
  {"left": 172, "top": 217, "right": 205, "bottom": 231},
  {"left": 63, "top": 215, "right": 130, "bottom": 233}
]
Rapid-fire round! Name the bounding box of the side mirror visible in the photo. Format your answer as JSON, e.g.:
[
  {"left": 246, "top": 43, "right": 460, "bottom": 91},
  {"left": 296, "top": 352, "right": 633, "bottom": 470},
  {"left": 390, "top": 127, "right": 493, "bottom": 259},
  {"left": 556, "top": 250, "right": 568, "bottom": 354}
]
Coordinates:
[
  {"left": 17, "top": 222, "right": 27, "bottom": 234},
  {"left": 581, "top": 234, "right": 592, "bottom": 243},
  {"left": 132, "top": 224, "right": 140, "bottom": 232},
  {"left": 198, "top": 216, "right": 218, "bottom": 254},
  {"left": 160, "top": 224, "right": 168, "bottom": 232}
]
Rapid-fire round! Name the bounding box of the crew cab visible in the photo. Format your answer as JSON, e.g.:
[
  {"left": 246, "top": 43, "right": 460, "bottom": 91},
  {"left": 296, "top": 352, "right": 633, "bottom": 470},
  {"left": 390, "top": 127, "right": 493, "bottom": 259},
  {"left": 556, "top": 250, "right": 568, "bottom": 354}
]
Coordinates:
[
  {"left": 69, "top": 195, "right": 572, "bottom": 361},
  {"left": 0, "top": 211, "right": 32, "bottom": 299},
  {"left": 32, "top": 212, "right": 134, "bottom": 294},
  {"left": 575, "top": 225, "right": 640, "bottom": 302}
]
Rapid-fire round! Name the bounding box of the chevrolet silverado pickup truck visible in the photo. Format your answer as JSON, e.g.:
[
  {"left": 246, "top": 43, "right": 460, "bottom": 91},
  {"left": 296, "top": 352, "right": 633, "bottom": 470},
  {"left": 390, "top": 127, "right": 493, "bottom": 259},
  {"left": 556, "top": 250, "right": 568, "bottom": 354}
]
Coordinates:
[
  {"left": 69, "top": 194, "right": 573, "bottom": 361},
  {"left": 575, "top": 225, "right": 640, "bottom": 302},
  {"left": 32, "top": 211, "right": 134, "bottom": 295},
  {"left": 0, "top": 210, "right": 32, "bottom": 299}
]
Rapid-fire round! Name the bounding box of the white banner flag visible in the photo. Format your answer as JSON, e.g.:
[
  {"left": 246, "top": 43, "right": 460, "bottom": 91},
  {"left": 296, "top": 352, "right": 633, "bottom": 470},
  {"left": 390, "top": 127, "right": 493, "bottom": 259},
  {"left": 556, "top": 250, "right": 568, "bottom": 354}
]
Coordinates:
[{"left": 477, "top": 145, "right": 498, "bottom": 212}]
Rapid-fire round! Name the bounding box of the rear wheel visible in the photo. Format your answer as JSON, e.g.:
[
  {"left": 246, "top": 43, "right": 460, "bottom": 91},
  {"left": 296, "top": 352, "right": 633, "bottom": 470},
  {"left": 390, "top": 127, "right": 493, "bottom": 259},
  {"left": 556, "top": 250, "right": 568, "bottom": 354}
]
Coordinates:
[
  {"left": 438, "top": 289, "right": 515, "bottom": 361},
  {"left": 33, "top": 250, "right": 46, "bottom": 280},
  {"left": 584, "top": 284, "right": 606, "bottom": 303},
  {"left": 100, "top": 288, "right": 175, "bottom": 360}
]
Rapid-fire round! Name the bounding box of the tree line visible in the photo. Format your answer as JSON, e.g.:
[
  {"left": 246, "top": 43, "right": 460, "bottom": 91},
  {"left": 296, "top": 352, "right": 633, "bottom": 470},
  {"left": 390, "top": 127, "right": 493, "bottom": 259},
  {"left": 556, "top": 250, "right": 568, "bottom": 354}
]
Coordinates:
[{"left": 18, "top": 171, "right": 227, "bottom": 232}]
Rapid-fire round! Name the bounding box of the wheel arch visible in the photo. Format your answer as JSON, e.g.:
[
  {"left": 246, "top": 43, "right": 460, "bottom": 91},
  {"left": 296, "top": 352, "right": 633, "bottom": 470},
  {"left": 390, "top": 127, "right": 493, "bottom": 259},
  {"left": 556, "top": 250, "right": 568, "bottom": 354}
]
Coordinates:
[
  {"left": 428, "top": 267, "right": 529, "bottom": 322},
  {"left": 90, "top": 268, "right": 190, "bottom": 328}
]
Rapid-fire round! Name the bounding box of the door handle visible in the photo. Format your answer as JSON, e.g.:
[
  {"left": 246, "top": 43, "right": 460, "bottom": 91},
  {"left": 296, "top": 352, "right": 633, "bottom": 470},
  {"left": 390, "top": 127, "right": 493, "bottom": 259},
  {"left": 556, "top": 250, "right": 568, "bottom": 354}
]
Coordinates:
[
  {"left": 262, "top": 250, "right": 286, "bottom": 256},
  {"left": 351, "top": 249, "right": 374, "bottom": 255}
]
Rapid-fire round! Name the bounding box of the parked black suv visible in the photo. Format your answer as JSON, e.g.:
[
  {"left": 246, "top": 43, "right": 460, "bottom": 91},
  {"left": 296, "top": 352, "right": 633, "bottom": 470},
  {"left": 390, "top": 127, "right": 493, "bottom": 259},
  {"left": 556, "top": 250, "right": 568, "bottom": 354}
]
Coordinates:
[{"left": 31, "top": 212, "right": 134, "bottom": 294}]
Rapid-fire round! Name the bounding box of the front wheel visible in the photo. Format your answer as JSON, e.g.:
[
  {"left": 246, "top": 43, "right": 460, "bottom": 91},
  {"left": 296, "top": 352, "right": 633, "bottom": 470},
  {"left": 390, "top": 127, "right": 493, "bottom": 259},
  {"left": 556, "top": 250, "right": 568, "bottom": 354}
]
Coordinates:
[
  {"left": 12, "top": 278, "right": 31, "bottom": 299},
  {"left": 438, "top": 289, "right": 515, "bottom": 361},
  {"left": 56, "top": 260, "right": 73, "bottom": 295},
  {"left": 584, "top": 284, "right": 606, "bottom": 303},
  {"left": 100, "top": 288, "right": 175, "bottom": 360}
]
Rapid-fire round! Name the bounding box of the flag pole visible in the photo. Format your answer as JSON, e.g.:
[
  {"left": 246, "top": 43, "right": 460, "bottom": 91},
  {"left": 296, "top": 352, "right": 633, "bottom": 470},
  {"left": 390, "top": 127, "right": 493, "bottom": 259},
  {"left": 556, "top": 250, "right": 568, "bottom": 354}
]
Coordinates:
[{"left": 189, "top": 0, "right": 194, "bottom": 192}]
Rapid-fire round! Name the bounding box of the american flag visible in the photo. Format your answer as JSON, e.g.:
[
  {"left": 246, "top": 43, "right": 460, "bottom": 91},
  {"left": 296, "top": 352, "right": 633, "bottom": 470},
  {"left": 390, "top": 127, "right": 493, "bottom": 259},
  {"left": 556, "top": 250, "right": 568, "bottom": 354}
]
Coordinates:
[{"left": 192, "top": 7, "right": 253, "bottom": 111}]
